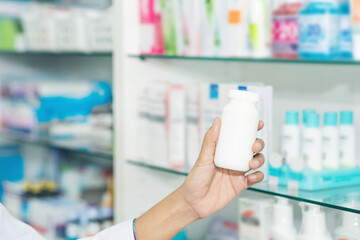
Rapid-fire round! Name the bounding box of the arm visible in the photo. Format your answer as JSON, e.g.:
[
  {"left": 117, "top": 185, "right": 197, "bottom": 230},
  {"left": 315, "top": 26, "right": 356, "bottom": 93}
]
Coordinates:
[{"left": 135, "top": 118, "right": 265, "bottom": 240}]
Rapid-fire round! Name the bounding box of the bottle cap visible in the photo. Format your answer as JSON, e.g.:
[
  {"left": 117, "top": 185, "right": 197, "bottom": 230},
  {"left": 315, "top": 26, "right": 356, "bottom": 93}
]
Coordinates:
[
  {"left": 306, "top": 113, "right": 320, "bottom": 128},
  {"left": 229, "top": 90, "right": 259, "bottom": 102},
  {"left": 324, "top": 112, "right": 338, "bottom": 126},
  {"left": 302, "top": 110, "right": 316, "bottom": 125},
  {"left": 340, "top": 111, "right": 353, "bottom": 125},
  {"left": 285, "top": 111, "right": 299, "bottom": 125}
]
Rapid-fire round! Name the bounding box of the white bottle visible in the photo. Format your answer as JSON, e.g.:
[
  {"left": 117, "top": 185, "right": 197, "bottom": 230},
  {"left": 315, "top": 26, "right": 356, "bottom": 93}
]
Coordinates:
[
  {"left": 226, "top": 0, "right": 250, "bottom": 57},
  {"left": 281, "top": 111, "right": 301, "bottom": 165},
  {"left": 249, "top": 0, "right": 271, "bottom": 58},
  {"left": 270, "top": 197, "right": 297, "bottom": 240},
  {"left": 298, "top": 203, "right": 332, "bottom": 240},
  {"left": 335, "top": 202, "right": 360, "bottom": 240},
  {"left": 339, "top": 111, "right": 356, "bottom": 168},
  {"left": 322, "top": 112, "right": 339, "bottom": 170},
  {"left": 214, "top": 90, "right": 259, "bottom": 171},
  {"left": 302, "top": 113, "right": 322, "bottom": 171}
]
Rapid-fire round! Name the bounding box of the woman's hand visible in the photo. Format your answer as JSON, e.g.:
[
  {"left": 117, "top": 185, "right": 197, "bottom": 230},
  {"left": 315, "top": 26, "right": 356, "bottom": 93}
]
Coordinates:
[
  {"left": 135, "top": 117, "right": 265, "bottom": 240},
  {"left": 179, "top": 117, "right": 265, "bottom": 219}
]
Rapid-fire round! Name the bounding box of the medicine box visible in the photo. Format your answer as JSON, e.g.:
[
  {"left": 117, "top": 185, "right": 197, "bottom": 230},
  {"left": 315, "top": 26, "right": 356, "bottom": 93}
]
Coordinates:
[{"left": 269, "top": 163, "right": 360, "bottom": 191}]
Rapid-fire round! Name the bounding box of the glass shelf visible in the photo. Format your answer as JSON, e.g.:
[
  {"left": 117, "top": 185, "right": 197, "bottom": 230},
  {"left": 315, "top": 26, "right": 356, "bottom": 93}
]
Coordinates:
[
  {"left": 127, "top": 160, "right": 360, "bottom": 214},
  {"left": 0, "top": 51, "right": 112, "bottom": 57},
  {"left": 129, "top": 54, "right": 360, "bottom": 65},
  {"left": 0, "top": 130, "right": 113, "bottom": 161}
]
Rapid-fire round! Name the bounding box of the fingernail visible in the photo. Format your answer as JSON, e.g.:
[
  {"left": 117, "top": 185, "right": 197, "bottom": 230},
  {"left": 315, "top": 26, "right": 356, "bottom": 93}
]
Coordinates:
[
  {"left": 255, "top": 142, "right": 262, "bottom": 151},
  {"left": 249, "top": 174, "right": 258, "bottom": 182},
  {"left": 254, "top": 160, "right": 260, "bottom": 168},
  {"left": 212, "top": 118, "right": 220, "bottom": 133}
]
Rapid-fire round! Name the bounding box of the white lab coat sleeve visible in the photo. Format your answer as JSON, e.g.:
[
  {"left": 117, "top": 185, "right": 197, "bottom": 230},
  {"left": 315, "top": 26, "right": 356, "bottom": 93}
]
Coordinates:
[
  {"left": 0, "top": 203, "right": 46, "bottom": 240},
  {"left": 80, "top": 219, "right": 135, "bottom": 240}
]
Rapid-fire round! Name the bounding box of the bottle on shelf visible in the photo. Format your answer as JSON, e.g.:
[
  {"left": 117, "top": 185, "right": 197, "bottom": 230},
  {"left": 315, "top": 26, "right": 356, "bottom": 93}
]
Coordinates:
[
  {"left": 302, "top": 113, "right": 322, "bottom": 171},
  {"left": 281, "top": 111, "right": 301, "bottom": 166},
  {"left": 339, "top": 0, "right": 353, "bottom": 58},
  {"left": 322, "top": 112, "right": 339, "bottom": 170},
  {"left": 334, "top": 202, "right": 360, "bottom": 240},
  {"left": 270, "top": 197, "right": 297, "bottom": 240},
  {"left": 352, "top": 0, "right": 360, "bottom": 60},
  {"left": 249, "top": 0, "right": 271, "bottom": 58},
  {"left": 272, "top": 0, "right": 304, "bottom": 59},
  {"left": 226, "top": 0, "right": 250, "bottom": 57},
  {"left": 339, "top": 111, "right": 356, "bottom": 168},
  {"left": 297, "top": 203, "right": 332, "bottom": 240},
  {"left": 298, "top": 0, "right": 340, "bottom": 59}
]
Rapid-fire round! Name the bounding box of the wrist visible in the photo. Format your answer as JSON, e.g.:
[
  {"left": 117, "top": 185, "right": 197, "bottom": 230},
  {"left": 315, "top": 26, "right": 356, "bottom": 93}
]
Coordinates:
[{"left": 176, "top": 186, "right": 200, "bottom": 222}]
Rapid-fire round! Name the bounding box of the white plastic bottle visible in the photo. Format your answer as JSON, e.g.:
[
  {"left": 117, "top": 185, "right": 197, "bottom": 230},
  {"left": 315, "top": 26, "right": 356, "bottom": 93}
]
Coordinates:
[
  {"left": 270, "top": 197, "right": 297, "bottom": 240},
  {"left": 249, "top": 0, "right": 271, "bottom": 58},
  {"left": 302, "top": 113, "right": 322, "bottom": 171},
  {"left": 339, "top": 111, "right": 356, "bottom": 168},
  {"left": 322, "top": 112, "right": 339, "bottom": 170},
  {"left": 298, "top": 203, "right": 332, "bottom": 240},
  {"left": 281, "top": 111, "right": 301, "bottom": 165},
  {"left": 335, "top": 202, "right": 360, "bottom": 240},
  {"left": 214, "top": 90, "right": 259, "bottom": 171},
  {"left": 226, "top": 0, "right": 250, "bottom": 57}
]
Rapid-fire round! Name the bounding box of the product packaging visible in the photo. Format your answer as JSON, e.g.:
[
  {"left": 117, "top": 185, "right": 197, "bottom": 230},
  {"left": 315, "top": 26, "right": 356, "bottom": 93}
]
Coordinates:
[
  {"left": 226, "top": 0, "right": 250, "bottom": 57},
  {"left": 270, "top": 197, "right": 297, "bottom": 240},
  {"left": 199, "top": 0, "right": 216, "bottom": 56},
  {"left": 249, "top": 0, "right": 271, "bottom": 58},
  {"left": 352, "top": 0, "right": 360, "bottom": 59},
  {"left": 186, "top": 85, "right": 201, "bottom": 169},
  {"left": 161, "top": 0, "right": 178, "bottom": 55},
  {"left": 298, "top": 203, "right": 332, "bottom": 240},
  {"left": 138, "top": 82, "right": 186, "bottom": 169},
  {"left": 298, "top": 0, "right": 340, "bottom": 59},
  {"left": 322, "top": 112, "right": 339, "bottom": 170},
  {"left": 272, "top": 0, "right": 303, "bottom": 58},
  {"left": 205, "top": 218, "right": 238, "bottom": 240},
  {"left": 339, "top": 0, "right": 353, "bottom": 58},
  {"left": 239, "top": 195, "right": 273, "bottom": 240},
  {"left": 139, "top": 0, "right": 164, "bottom": 55}
]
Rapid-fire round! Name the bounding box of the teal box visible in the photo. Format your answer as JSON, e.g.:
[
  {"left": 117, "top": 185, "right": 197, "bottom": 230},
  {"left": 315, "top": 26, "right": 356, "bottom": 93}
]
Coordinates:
[
  {"left": 287, "top": 167, "right": 360, "bottom": 191},
  {"left": 268, "top": 163, "right": 288, "bottom": 186}
]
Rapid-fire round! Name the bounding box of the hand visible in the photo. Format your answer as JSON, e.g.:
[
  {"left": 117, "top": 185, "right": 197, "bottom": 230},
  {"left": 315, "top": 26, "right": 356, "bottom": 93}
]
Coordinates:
[
  {"left": 180, "top": 117, "right": 265, "bottom": 219},
  {"left": 135, "top": 117, "right": 265, "bottom": 240}
]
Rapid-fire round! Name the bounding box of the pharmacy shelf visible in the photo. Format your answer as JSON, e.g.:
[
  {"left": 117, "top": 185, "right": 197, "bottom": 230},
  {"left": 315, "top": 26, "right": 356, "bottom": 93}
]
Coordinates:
[
  {"left": 127, "top": 160, "right": 360, "bottom": 214},
  {"left": 129, "top": 54, "right": 360, "bottom": 65},
  {"left": 0, "top": 130, "right": 113, "bottom": 161},
  {"left": 0, "top": 51, "right": 112, "bottom": 57}
]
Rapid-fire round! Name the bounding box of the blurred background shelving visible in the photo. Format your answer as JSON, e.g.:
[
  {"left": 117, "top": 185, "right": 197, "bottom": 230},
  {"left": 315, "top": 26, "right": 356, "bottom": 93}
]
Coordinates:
[
  {"left": 0, "top": 0, "right": 115, "bottom": 239},
  {"left": 130, "top": 54, "right": 360, "bottom": 65},
  {"left": 0, "top": 51, "right": 112, "bottom": 57}
]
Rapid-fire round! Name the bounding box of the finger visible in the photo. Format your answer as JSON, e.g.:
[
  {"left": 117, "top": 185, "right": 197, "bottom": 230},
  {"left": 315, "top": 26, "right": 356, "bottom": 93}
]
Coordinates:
[
  {"left": 246, "top": 171, "right": 264, "bottom": 187},
  {"left": 252, "top": 138, "right": 265, "bottom": 153},
  {"left": 197, "top": 117, "right": 221, "bottom": 164},
  {"left": 258, "top": 121, "right": 264, "bottom": 131},
  {"left": 249, "top": 153, "right": 265, "bottom": 170}
]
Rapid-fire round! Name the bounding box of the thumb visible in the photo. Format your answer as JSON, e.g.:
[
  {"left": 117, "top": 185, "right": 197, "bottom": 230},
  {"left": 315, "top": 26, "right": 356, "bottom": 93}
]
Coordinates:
[{"left": 198, "top": 117, "right": 221, "bottom": 164}]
